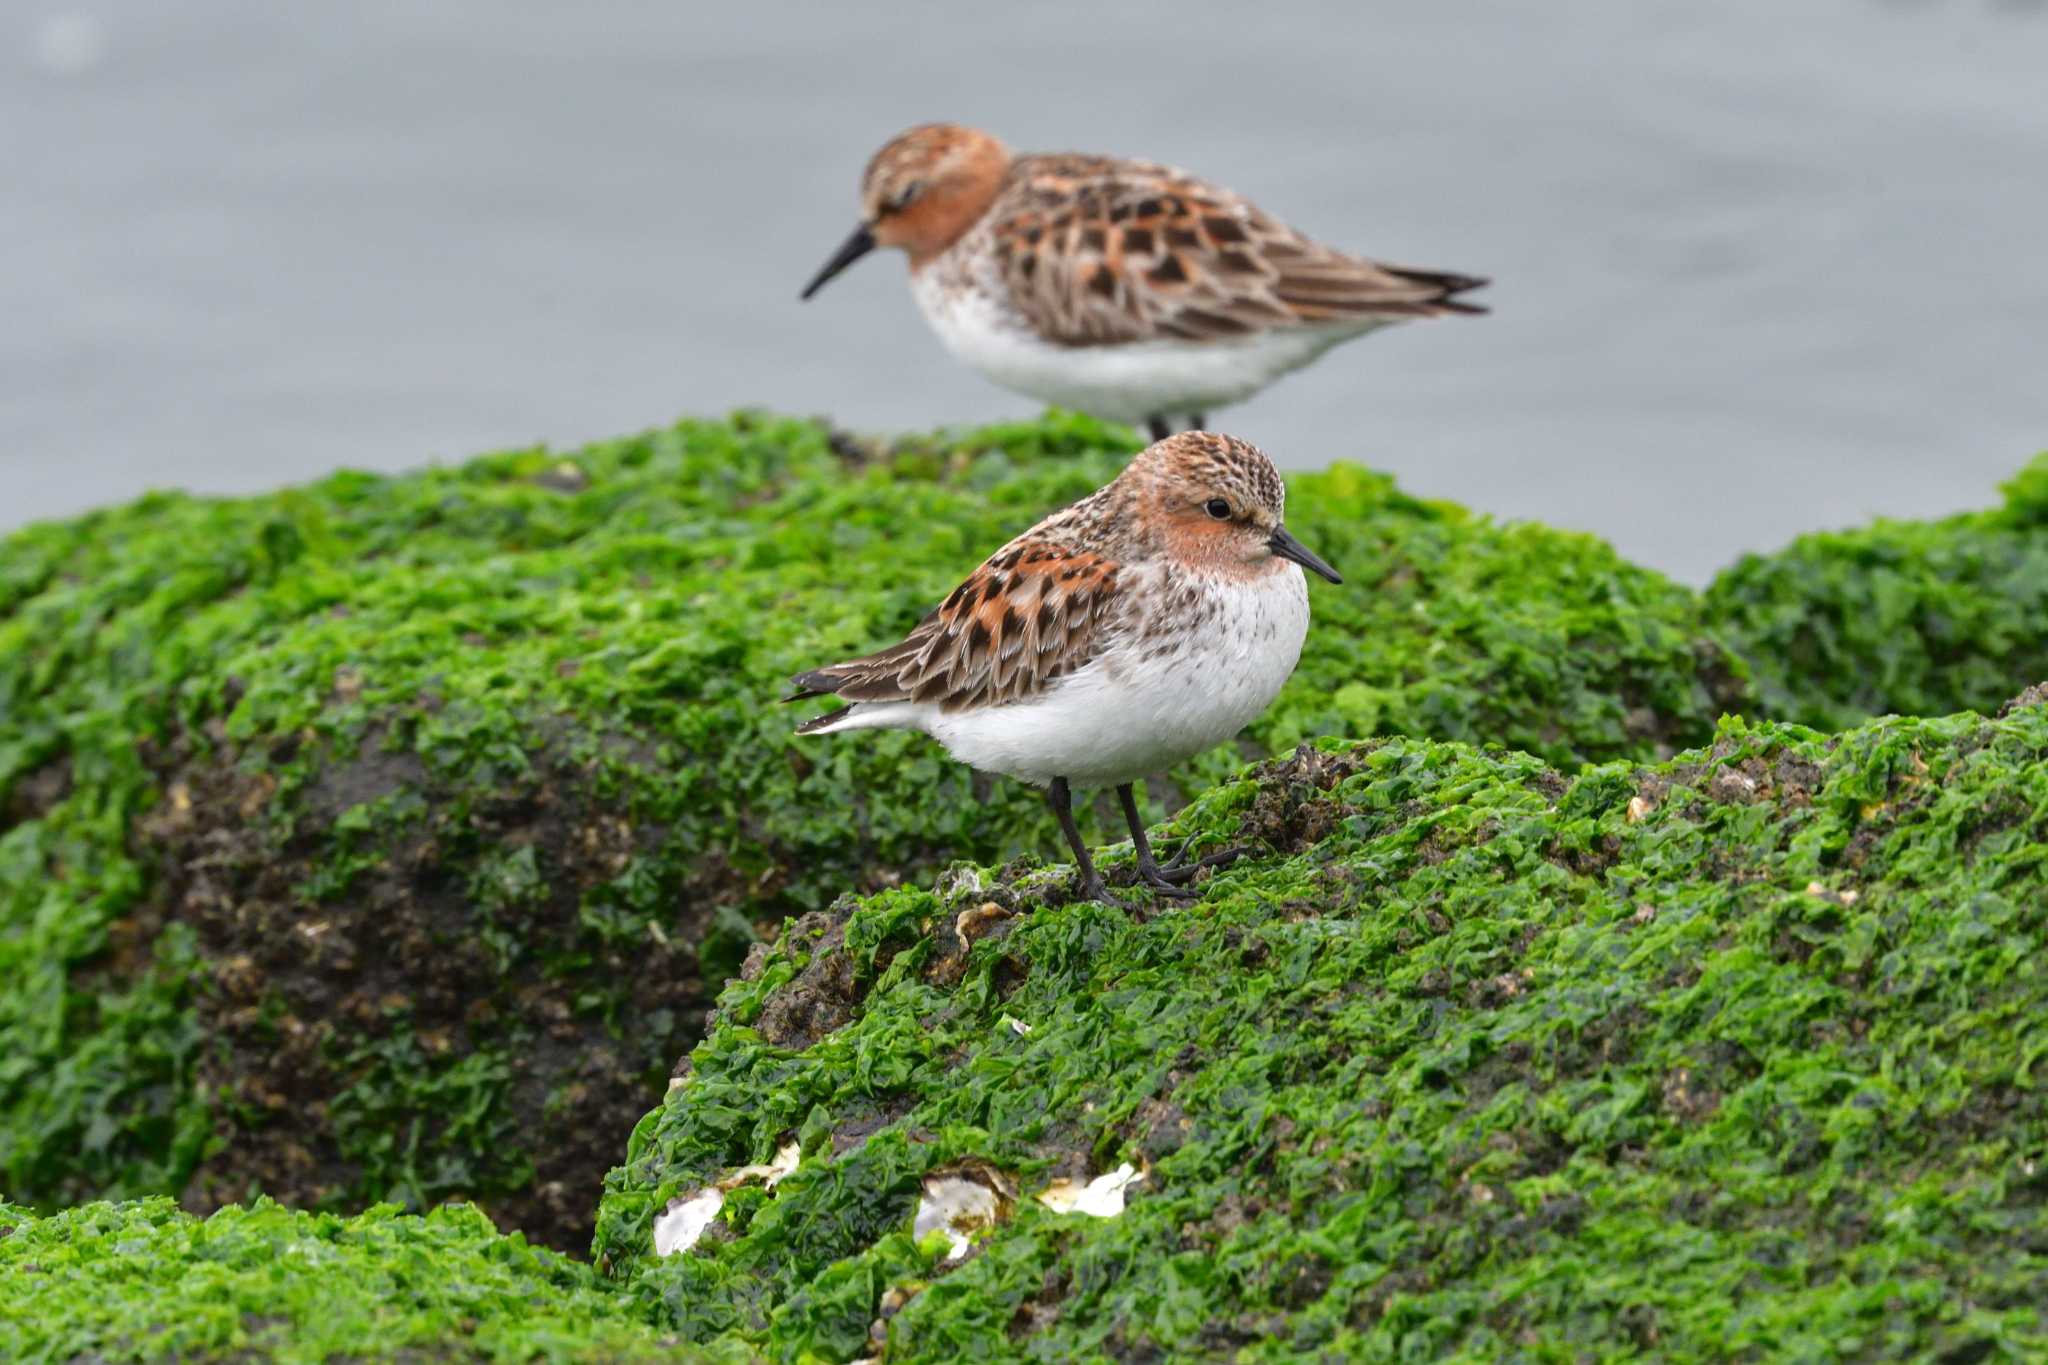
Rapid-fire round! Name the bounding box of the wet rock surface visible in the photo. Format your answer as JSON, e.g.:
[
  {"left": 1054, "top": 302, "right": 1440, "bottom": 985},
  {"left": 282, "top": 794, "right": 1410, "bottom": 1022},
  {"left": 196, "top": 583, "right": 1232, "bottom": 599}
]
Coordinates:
[
  {"left": 597, "top": 693, "right": 2048, "bottom": 1360},
  {"left": 137, "top": 718, "right": 715, "bottom": 1252}
]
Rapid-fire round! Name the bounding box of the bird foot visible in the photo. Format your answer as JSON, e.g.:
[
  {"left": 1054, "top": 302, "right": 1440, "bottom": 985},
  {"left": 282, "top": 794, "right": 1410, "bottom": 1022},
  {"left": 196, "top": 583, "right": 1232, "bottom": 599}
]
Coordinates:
[
  {"left": 1068, "top": 869, "right": 1130, "bottom": 908},
  {"left": 1133, "top": 866, "right": 1202, "bottom": 899},
  {"left": 1154, "top": 841, "right": 1250, "bottom": 879},
  {"left": 1129, "top": 844, "right": 1248, "bottom": 899}
]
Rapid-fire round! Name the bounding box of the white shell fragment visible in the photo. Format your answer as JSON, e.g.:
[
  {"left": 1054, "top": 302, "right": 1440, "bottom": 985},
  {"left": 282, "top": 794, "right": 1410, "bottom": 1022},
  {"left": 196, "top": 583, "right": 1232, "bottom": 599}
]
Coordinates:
[
  {"left": 913, "top": 1174, "right": 1005, "bottom": 1261},
  {"left": 722, "top": 1141, "right": 802, "bottom": 1191},
  {"left": 653, "top": 1188, "right": 724, "bottom": 1257},
  {"left": 654, "top": 1140, "right": 804, "bottom": 1258},
  {"left": 1036, "top": 1163, "right": 1144, "bottom": 1217}
]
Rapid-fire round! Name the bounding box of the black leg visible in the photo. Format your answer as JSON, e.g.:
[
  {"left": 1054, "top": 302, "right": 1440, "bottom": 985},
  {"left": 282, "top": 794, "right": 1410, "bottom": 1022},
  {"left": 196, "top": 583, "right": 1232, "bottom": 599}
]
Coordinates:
[
  {"left": 1116, "top": 783, "right": 1198, "bottom": 900},
  {"left": 1147, "top": 416, "right": 1170, "bottom": 443},
  {"left": 1116, "top": 783, "right": 1154, "bottom": 865},
  {"left": 1047, "top": 777, "right": 1110, "bottom": 903},
  {"left": 1188, "top": 412, "right": 1207, "bottom": 431}
]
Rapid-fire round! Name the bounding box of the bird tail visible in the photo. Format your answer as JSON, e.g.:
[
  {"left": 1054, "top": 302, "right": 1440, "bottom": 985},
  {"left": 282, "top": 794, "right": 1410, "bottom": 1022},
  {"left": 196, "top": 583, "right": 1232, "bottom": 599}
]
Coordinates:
[
  {"left": 785, "top": 666, "right": 917, "bottom": 736},
  {"left": 794, "top": 701, "right": 918, "bottom": 736},
  {"left": 1383, "top": 265, "right": 1490, "bottom": 316}
]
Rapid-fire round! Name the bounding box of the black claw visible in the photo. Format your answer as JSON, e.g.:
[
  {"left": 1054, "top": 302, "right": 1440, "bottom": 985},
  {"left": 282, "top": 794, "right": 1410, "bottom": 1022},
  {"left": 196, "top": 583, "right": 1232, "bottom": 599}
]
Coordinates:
[
  {"left": 1135, "top": 870, "right": 1201, "bottom": 900},
  {"left": 1141, "top": 861, "right": 1202, "bottom": 886},
  {"left": 1132, "top": 848, "right": 1226, "bottom": 897},
  {"left": 1159, "top": 841, "right": 1247, "bottom": 876},
  {"left": 1069, "top": 865, "right": 1137, "bottom": 908},
  {"left": 1079, "top": 878, "right": 1132, "bottom": 907}
]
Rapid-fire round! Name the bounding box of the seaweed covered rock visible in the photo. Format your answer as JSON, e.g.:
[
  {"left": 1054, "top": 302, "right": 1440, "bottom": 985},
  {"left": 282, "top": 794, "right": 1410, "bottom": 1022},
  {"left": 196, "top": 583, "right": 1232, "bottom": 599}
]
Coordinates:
[
  {"left": 0, "top": 413, "right": 1747, "bottom": 1250},
  {"left": 1706, "top": 451, "right": 2048, "bottom": 731},
  {"left": 0, "top": 1197, "right": 706, "bottom": 1362},
  {"left": 594, "top": 695, "right": 2048, "bottom": 1360}
]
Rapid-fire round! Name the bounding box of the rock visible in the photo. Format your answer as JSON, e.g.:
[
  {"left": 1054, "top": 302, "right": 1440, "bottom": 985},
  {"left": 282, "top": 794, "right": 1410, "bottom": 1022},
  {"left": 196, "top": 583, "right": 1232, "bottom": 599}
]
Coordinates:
[
  {"left": 0, "top": 411, "right": 1745, "bottom": 1250},
  {"left": 595, "top": 698, "right": 2048, "bottom": 1359},
  {"left": 1706, "top": 450, "right": 2048, "bottom": 731},
  {"left": 0, "top": 1197, "right": 691, "bottom": 1360},
  {"left": 5, "top": 414, "right": 2046, "bottom": 1355}
]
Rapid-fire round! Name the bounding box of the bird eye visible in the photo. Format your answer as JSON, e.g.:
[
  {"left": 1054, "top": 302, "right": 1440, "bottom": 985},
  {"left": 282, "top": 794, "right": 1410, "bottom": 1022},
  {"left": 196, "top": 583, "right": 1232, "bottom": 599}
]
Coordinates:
[
  {"left": 889, "top": 179, "right": 925, "bottom": 211},
  {"left": 1204, "top": 498, "right": 1232, "bottom": 520}
]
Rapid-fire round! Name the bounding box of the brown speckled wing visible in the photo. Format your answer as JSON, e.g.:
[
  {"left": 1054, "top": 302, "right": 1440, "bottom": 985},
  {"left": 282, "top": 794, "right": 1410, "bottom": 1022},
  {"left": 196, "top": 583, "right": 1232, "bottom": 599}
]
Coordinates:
[
  {"left": 791, "top": 540, "right": 1122, "bottom": 726},
  {"left": 987, "top": 154, "right": 1485, "bottom": 347}
]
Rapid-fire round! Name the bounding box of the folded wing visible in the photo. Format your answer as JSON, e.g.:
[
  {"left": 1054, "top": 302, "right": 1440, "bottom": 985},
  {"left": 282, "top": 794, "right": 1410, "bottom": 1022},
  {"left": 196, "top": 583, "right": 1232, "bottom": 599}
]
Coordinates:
[
  {"left": 989, "top": 154, "right": 1487, "bottom": 347},
  {"left": 791, "top": 540, "right": 1123, "bottom": 730}
]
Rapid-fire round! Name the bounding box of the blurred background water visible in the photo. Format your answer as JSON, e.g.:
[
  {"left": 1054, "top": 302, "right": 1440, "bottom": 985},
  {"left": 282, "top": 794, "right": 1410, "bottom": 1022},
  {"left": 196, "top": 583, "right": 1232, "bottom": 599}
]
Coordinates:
[{"left": 5, "top": 0, "right": 2044, "bottom": 581}]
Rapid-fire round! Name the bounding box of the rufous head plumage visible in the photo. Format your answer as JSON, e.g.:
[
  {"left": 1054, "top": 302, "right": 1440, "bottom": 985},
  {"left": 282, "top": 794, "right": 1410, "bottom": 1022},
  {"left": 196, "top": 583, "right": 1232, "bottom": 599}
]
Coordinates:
[
  {"left": 860, "top": 124, "right": 1010, "bottom": 259},
  {"left": 1115, "top": 432, "right": 1340, "bottom": 584},
  {"left": 800, "top": 123, "right": 1011, "bottom": 299}
]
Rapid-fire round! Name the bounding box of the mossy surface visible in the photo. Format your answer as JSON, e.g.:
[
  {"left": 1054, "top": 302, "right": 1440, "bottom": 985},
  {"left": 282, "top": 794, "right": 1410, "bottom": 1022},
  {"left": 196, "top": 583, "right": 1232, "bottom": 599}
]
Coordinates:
[
  {"left": 596, "top": 697, "right": 2048, "bottom": 1361},
  {"left": 1705, "top": 452, "right": 2048, "bottom": 732},
  {"left": 0, "top": 1197, "right": 710, "bottom": 1363},
  {"left": 0, "top": 412, "right": 1746, "bottom": 1250}
]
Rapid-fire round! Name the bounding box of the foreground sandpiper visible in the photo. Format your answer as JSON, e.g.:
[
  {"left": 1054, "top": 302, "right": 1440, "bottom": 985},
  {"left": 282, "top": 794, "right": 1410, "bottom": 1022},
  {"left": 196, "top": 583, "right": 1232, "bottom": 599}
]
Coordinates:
[
  {"left": 801, "top": 122, "right": 1487, "bottom": 441},
  {"left": 788, "top": 431, "right": 1340, "bottom": 902}
]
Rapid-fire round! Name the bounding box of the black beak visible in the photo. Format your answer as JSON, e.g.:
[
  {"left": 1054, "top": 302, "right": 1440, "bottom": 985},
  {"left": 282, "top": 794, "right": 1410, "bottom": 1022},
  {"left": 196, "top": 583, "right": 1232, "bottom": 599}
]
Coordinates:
[
  {"left": 800, "top": 223, "right": 877, "bottom": 300},
  {"left": 1269, "top": 525, "right": 1342, "bottom": 584}
]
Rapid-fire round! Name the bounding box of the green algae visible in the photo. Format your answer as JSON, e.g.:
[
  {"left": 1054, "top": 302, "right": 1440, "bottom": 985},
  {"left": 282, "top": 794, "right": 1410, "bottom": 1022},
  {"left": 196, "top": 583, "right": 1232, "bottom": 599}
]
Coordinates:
[
  {"left": 595, "top": 698, "right": 2048, "bottom": 1361},
  {"left": 1706, "top": 451, "right": 2048, "bottom": 732},
  {"left": 4, "top": 413, "right": 2046, "bottom": 1356},
  {"left": 0, "top": 1197, "right": 712, "bottom": 1363},
  {"left": 0, "top": 411, "right": 1747, "bottom": 1249}
]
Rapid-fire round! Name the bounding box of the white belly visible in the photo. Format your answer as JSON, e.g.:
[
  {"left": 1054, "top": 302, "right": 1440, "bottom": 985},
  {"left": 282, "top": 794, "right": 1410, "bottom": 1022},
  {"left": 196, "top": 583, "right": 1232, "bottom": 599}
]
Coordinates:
[
  {"left": 910, "top": 271, "right": 1389, "bottom": 425},
  {"left": 923, "top": 565, "right": 1311, "bottom": 787}
]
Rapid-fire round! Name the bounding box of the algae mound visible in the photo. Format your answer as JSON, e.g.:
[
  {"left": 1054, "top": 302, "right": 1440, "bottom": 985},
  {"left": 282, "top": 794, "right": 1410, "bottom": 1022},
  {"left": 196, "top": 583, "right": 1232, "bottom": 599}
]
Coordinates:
[
  {"left": 0, "top": 412, "right": 1747, "bottom": 1251},
  {"left": 1706, "top": 451, "right": 2048, "bottom": 731},
  {"left": 13, "top": 694, "right": 2044, "bottom": 1360},
  {"left": 0, "top": 1197, "right": 706, "bottom": 1363},
  {"left": 1, "top": 414, "right": 2045, "bottom": 1358},
  {"left": 594, "top": 696, "right": 2048, "bottom": 1361}
]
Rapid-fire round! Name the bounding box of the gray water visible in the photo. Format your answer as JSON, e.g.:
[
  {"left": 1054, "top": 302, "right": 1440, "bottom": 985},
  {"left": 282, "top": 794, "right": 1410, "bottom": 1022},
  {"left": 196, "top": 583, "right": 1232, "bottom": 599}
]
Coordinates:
[{"left": 5, "top": 1, "right": 2045, "bottom": 582}]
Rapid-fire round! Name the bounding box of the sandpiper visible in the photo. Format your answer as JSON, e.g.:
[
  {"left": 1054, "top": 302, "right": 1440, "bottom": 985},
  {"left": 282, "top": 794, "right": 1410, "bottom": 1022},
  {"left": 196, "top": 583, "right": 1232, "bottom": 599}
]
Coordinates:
[
  {"left": 788, "top": 431, "right": 1341, "bottom": 903},
  {"left": 800, "top": 122, "right": 1487, "bottom": 441}
]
